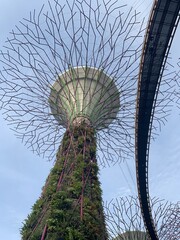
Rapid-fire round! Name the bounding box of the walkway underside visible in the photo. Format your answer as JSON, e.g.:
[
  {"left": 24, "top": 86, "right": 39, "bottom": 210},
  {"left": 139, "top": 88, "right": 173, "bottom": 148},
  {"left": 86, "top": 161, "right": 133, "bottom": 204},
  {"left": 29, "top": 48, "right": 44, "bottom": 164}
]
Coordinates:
[{"left": 135, "top": 0, "right": 180, "bottom": 239}]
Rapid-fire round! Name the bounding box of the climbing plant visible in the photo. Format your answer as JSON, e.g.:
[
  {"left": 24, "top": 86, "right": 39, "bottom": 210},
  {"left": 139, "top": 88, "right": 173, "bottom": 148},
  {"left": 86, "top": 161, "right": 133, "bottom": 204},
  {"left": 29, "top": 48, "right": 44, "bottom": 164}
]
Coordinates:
[{"left": 21, "top": 123, "right": 108, "bottom": 239}]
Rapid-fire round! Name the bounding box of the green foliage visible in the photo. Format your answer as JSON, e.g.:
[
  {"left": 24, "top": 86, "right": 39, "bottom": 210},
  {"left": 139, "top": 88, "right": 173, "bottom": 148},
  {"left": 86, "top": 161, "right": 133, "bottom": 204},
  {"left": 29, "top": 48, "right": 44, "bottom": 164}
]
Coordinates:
[
  {"left": 89, "top": 145, "right": 96, "bottom": 158},
  {"left": 21, "top": 125, "right": 107, "bottom": 240}
]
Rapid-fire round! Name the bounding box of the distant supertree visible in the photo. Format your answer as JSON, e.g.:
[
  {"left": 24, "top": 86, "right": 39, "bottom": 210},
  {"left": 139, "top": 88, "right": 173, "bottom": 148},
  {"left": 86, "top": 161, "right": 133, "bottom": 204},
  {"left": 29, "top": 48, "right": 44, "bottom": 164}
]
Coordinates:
[
  {"left": 105, "top": 196, "right": 180, "bottom": 239},
  {"left": 0, "top": 0, "right": 145, "bottom": 239},
  {"left": 175, "top": 60, "right": 180, "bottom": 107}
]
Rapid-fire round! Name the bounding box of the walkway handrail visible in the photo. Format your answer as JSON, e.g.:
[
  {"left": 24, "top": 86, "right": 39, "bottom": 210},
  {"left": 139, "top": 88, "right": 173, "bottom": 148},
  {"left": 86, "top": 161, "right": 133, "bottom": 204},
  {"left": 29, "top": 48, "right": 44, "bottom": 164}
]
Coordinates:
[{"left": 135, "top": 0, "right": 180, "bottom": 239}]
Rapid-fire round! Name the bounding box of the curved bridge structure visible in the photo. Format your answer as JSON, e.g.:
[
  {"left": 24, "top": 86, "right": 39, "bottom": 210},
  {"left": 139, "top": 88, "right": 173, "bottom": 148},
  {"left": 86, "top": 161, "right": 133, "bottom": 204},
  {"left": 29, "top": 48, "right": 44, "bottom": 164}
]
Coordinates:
[{"left": 135, "top": 0, "right": 180, "bottom": 239}]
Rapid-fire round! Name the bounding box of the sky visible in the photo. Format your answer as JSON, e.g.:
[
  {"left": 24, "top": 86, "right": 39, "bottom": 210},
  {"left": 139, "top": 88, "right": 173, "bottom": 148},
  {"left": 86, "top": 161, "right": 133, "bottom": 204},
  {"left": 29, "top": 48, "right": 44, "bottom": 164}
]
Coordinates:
[{"left": 0, "top": 0, "right": 179, "bottom": 239}]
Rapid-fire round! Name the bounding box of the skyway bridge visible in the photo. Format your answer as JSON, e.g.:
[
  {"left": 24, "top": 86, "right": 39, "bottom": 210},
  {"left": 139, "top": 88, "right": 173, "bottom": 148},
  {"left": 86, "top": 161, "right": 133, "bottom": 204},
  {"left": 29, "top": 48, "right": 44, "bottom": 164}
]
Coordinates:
[{"left": 135, "top": 0, "right": 180, "bottom": 239}]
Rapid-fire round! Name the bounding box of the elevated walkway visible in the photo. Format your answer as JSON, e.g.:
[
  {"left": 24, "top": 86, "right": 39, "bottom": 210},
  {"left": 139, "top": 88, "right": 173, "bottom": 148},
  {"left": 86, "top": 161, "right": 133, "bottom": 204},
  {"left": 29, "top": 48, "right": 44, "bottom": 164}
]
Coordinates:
[{"left": 135, "top": 0, "right": 180, "bottom": 239}]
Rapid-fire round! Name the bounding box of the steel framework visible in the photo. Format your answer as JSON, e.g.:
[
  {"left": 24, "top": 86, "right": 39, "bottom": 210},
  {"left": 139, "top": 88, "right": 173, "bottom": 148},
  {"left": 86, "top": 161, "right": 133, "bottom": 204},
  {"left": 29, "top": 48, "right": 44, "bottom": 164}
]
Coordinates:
[
  {"left": 0, "top": 0, "right": 144, "bottom": 166},
  {"left": 105, "top": 196, "right": 180, "bottom": 239},
  {"left": 135, "top": 0, "right": 180, "bottom": 239},
  {"left": 0, "top": 0, "right": 179, "bottom": 238},
  {"left": 0, "top": 0, "right": 145, "bottom": 239}
]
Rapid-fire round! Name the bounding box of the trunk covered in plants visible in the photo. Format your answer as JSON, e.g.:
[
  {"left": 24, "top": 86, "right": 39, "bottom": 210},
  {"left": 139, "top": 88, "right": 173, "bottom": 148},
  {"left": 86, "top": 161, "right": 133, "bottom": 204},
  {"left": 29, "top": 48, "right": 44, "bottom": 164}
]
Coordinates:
[{"left": 21, "top": 123, "right": 108, "bottom": 240}]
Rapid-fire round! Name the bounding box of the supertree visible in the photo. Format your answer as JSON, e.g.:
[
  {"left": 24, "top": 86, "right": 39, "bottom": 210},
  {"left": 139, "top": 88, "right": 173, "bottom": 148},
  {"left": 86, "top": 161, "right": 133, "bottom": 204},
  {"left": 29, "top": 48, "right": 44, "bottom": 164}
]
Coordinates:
[
  {"left": 0, "top": 0, "right": 145, "bottom": 239},
  {"left": 105, "top": 196, "right": 180, "bottom": 239}
]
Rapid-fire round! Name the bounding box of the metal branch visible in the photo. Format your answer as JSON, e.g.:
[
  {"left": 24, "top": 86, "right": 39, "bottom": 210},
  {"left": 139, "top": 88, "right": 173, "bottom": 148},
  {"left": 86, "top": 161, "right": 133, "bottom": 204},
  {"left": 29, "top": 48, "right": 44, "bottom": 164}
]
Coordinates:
[
  {"left": 105, "top": 196, "right": 180, "bottom": 239},
  {"left": 0, "top": 0, "right": 145, "bottom": 164}
]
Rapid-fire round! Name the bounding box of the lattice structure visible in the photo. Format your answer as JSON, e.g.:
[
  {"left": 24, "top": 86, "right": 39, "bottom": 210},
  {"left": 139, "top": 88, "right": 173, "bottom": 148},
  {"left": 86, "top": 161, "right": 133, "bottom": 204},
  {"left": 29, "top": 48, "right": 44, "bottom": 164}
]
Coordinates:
[
  {"left": 105, "top": 196, "right": 180, "bottom": 239},
  {"left": 135, "top": 0, "right": 180, "bottom": 238},
  {"left": 159, "top": 201, "right": 180, "bottom": 239},
  {"left": 174, "top": 60, "right": 180, "bottom": 107},
  {"left": 0, "top": 0, "right": 146, "bottom": 239},
  {"left": 0, "top": 0, "right": 144, "bottom": 165}
]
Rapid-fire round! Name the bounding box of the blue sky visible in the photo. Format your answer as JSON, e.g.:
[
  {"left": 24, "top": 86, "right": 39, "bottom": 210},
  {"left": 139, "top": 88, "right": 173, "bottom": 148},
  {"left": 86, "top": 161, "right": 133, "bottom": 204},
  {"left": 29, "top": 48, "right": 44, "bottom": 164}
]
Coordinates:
[{"left": 0, "top": 0, "right": 179, "bottom": 239}]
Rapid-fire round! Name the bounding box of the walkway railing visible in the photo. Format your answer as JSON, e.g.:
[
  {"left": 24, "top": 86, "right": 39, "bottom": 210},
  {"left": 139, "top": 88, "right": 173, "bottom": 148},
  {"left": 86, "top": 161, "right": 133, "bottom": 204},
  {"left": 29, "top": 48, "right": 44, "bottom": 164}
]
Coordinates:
[{"left": 135, "top": 0, "right": 180, "bottom": 239}]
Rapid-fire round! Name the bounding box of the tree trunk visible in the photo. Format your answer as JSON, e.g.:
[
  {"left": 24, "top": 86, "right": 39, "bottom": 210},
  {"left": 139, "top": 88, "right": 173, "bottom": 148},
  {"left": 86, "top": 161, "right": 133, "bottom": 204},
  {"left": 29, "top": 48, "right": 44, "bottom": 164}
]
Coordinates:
[{"left": 21, "top": 123, "right": 108, "bottom": 240}]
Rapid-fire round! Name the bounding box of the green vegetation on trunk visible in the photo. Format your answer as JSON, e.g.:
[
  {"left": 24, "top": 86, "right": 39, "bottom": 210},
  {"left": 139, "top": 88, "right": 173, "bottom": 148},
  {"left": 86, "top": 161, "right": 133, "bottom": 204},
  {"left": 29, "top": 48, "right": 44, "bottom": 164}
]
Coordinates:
[{"left": 21, "top": 123, "right": 108, "bottom": 240}]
